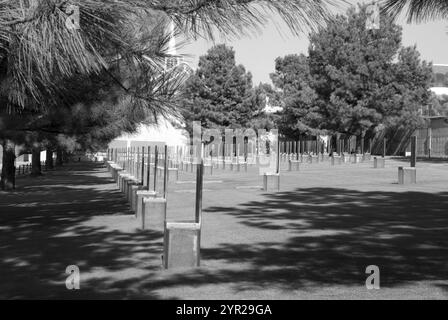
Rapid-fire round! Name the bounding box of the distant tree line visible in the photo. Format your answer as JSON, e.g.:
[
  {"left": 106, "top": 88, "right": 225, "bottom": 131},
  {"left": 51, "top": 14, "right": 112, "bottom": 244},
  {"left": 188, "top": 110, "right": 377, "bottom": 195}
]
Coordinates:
[
  {"left": 181, "top": 5, "right": 434, "bottom": 154},
  {"left": 0, "top": 0, "right": 336, "bottom": 191}
]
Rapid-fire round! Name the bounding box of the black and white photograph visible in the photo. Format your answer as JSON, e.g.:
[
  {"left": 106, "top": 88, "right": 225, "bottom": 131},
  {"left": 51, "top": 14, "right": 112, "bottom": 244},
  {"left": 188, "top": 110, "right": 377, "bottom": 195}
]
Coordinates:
[{"left": 0, "top": 0, "right": 447, "bottom": 305}]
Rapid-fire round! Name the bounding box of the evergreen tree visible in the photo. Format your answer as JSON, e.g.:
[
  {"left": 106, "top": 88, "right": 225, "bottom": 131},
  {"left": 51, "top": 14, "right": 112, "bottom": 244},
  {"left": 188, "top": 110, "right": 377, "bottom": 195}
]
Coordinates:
[
  {"left": 248, "top": 83, "right": 282, "bottom": 132},
  {"left": 181, "top": 44, "right": 258, "bottom": 131},
  {"left": 0, "top": 0, "right": 337, "bottom": 190},
  {"left": 271, "top": 54, "right": 320, "bottom": 137},
  {"left": 383, "top": 0, "right": 448, "bottom": 22},
  {"left": 273, "top": 5, "right": 432, "bottom": 141}
]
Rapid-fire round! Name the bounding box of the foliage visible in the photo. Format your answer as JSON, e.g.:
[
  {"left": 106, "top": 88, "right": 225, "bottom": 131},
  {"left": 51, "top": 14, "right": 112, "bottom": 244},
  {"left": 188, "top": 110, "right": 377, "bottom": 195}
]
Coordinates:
[
  {"left": 248, "top": 83, "right": 282, "bottom": 131},
  {"left": 0, "top": 0, "right": 339, "bottom": 189},
  {"left": 0, "top": 0, "right": 337, "bottom": 112},
  {"left": 430, "top": 93, "right": 448, "bottom": 117},
  {"left": 180, "top": 44, "right": 258, "bottom": 132},
  {"left": 272, "top": 5, "right": 433, "bottom": 138},
  {"left": 271, "top": 54, "right": 321, "bottom": 137},
  {"left": 382, "top": 0, "right": 448, "bottom": 22}
]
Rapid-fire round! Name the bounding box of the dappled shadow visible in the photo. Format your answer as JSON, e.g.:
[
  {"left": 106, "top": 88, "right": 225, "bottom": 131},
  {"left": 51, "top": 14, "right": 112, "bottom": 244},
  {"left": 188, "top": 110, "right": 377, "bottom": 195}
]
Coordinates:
[
  {"left": 0, "top": 162, "right": 165, "bottom": 299},
  {"left": 73, "top": 187, "right": 447, "bottom": 298},
  {"left": 184, "top": 188, "right": 448, "bottom": 292},
  {"left": 1, "top": 162, "right": 447, "bottom": 298}
]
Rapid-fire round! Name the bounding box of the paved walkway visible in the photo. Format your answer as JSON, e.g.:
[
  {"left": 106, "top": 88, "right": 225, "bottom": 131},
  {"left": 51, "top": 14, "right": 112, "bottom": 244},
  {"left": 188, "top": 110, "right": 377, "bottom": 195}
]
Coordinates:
[{"left": 1, "top": 160, "right": 447, "bottom": 299}]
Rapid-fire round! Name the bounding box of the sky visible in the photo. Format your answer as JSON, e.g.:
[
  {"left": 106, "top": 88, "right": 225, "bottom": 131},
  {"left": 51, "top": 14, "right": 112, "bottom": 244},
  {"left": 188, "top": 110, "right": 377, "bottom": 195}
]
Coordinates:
[{"left": 179, "top": 0, "right": 448, "bottom": 85}]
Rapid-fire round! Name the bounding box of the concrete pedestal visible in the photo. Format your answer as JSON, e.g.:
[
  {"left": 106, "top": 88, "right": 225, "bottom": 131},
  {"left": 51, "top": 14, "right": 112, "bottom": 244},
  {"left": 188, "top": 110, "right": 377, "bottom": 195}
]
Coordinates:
[
  {"left": 204, "top": 164, "right": 213, "bottom": 175},
  {"left": 309, "top": 155, "right": 319, "bottom": 164},
  {"left": 126, "top": 179, "right": 140, "bottom": 203},
  {"left": 141, "top": 197, "right": 167, "bottom": 231},
  {"left": 352, "top": 154, "right": 362, "bottom": 164},
  {"left": 163, "top": 222, "right": 201, "bottom": 269},
  {"left": 112, "top": 166, "right": 123, "bottom": 182},
  {"left": 106, "top": 161, "right": 114, "bottom": 172},
  {"left": 398, "top": 167, "right": 417, "bottom": 184},
  {"left": 288, "top": 160, "right": 300, "bottom": 171},
  {"left": 135, "top": 190, "right": 157, "bottom": 220},
  {"left": 110, "top": 165, "right": 116, "bottom": 179},
  {"left": 118, "top": 173, "right": 131, "bottom": 193},
  {"left": 130, "top": 184, "right": 144, "bottom": 211},
  {"left": 331, "top": 156, "right": 341, "bottom": 166},
  {"left": 230, "top": 163, "right": 240, "bottom": 172},
  {"left": 116, "top": 171, "right": 126, "bottom": 189},
  {"left": 168, "top": 168, "right": 179, "bottom": 181},
  {"left": 119, "top": 174, "right": 128, "bottom": 193},
  {"left": 341, "top": 154, "right": 350, "bottom": 163},
  {"left": 121, "top": 175, "right": 130, "bottom": 194},
  {"left": 263, "top": 173, "right": 280, "bottom": 191},
  {"left": 374, "top": 157, "right": 385, "bottom": 168},
  {"left": 123, "top": 177, "right": 138, "bottom": 200}
]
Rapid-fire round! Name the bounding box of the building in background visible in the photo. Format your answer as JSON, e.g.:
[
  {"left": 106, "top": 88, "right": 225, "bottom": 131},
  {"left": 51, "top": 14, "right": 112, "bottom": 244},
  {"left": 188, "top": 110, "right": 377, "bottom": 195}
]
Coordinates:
[
  {"left": 410, "top": 64, "right": 448, "bottom": 158},
  {"left": 431, "top": 64, "right": 448, "bottom": 88},
  {"left": 109, "top": 21, "right": 192, "bottom": 150}
]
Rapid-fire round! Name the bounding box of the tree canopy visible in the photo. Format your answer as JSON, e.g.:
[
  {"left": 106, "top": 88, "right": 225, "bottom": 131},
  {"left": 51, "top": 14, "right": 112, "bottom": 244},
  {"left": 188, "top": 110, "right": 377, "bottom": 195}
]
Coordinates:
[
  {"left": 0, "top": 0, "right": 340, "bottom": 190},
  {"left": 382, "top": 0, "right": 448, "bottom": 22},
  {"left": 0, "top": 0, "right": 338, "bottom": 112},
  {"left": 272, "top": 5, "right": 433, "bottom": 139},
  {"left": 180, "top": 44, "right": 259, "bottom": 131}
]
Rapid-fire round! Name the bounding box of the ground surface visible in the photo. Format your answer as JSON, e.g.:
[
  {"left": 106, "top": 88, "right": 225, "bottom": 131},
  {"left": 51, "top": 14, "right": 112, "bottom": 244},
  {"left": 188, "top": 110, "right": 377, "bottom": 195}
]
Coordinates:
[{"left": 0, "top": 157, "right": 447, "bottom": 299}]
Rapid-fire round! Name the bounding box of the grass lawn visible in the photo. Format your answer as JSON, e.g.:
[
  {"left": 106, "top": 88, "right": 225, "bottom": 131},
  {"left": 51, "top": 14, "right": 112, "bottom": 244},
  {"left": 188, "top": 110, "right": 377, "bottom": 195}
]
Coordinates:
[{"left": 1, "top": 157, "right": 447, "bottom": 299}]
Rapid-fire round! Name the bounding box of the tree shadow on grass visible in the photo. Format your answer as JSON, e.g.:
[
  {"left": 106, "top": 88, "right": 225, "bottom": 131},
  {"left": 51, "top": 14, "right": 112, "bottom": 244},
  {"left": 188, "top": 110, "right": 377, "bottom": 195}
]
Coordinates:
[
  {"left": 1, "top": 162, "right": 447, "bottom": 298},
  {"left": 0, "top": 162, "right": 166, "bottom": 299},
  {"left": 140, "top": 188, "right": 448, "bottom": 295}
]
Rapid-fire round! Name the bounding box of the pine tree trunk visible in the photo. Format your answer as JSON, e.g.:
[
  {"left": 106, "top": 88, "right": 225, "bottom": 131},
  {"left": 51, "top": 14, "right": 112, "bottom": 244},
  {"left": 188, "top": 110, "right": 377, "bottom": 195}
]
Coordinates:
[
  {"left": 1, "top": 140, "right": 16, "bottom": 191},
  {"left": 46, "top": 149, "right": 54, "bottom": 169},
  {"left": 63, "top": 151, "right": 69, "bottom": 163},
  {"left": 31, "top": 148, "right": 42, "bottom": 176},
  {"left": 360, "top": 132, "right": 366, "bottom": 154},
  {"left": 56, "top": 148, "right": 63, "bottom": 166}
]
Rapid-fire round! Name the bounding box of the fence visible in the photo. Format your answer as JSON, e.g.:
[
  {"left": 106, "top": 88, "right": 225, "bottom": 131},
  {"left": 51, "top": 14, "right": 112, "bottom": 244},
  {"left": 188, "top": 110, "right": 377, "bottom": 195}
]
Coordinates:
[
  {"left": 279, "top": 135, "right": 372, "bottom": 156},
  {"left": 411, "top": 128, "right": 448, "bottom": 158},
  {"left": 279, "top": 127, "right": 448, "bottom": 159},
  {"left": 366, "top": 127, "right": 448, "bottom": 159},
  {"left": 14, "top": 161, "right": 52, "bottom": 177}
]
